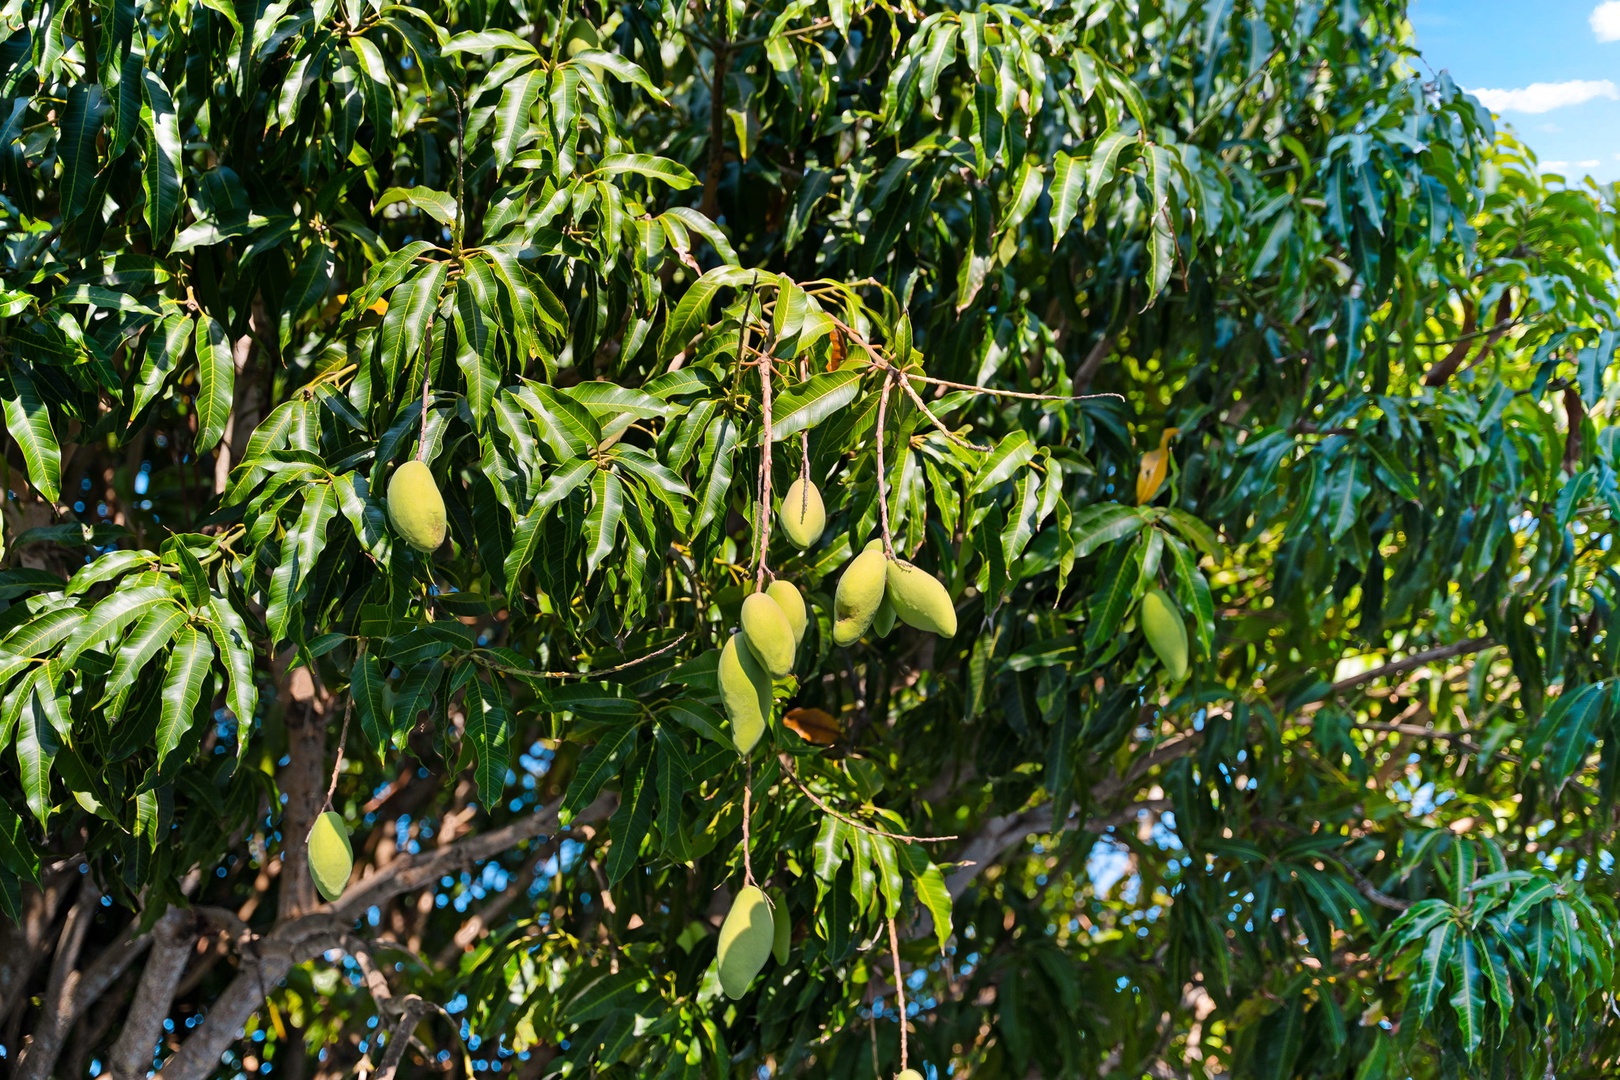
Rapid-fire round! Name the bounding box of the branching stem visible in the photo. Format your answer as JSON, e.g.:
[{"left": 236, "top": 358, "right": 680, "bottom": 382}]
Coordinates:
[{"left": 777, "top": 754, "right": 957, "bottom": 843}]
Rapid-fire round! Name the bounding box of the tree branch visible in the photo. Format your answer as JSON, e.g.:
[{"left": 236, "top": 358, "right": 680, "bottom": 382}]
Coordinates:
[
  {"left": 1326, "top": 637, "right": 1493, "bottom": 696},
  {"left": 372, "top": 996, "right": 449, "bottom": 1080},
  {"left": 110, "top": 907, "right": 197, "bottom": 1080},
  {"left": 700, "top": 42, "right": 731, "bottom": 222},
  {"left": 152, "top": 792, "right": 617, "bottom": 1080}
]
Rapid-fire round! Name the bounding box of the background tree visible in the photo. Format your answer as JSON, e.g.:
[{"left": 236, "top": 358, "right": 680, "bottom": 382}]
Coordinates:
[{"left": 1, "top": 0, "right": 1619, "bottom": 1078}]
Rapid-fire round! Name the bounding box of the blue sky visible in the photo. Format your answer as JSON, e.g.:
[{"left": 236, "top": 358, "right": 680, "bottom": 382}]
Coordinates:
[{"left": 1410, "top": 0, "right": 1620, "bottom": 182}]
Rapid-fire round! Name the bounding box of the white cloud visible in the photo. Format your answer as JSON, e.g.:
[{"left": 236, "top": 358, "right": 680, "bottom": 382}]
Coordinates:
[
  {"left": 1540, "top": 160, "right": 1603, "bottom": 172},
  {"left": 1469, "top": 79, "right": 1619, "bottom": 113},
  {"left": 1593, "top": 1, "right": 1620, "bottom": 42}
]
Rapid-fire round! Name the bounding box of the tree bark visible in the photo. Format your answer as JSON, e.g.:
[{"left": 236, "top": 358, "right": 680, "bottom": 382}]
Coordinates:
[
  {"left": 108, "top": 907, "right": 197, "bottom": 1079},
  {"left": 0, "top": 865, "right": 78, "bottom": 1027},
  {"left": 279, "top": 686, "right": 333, "bottom": 919},
  {"left": 15, "top": 877, "right": 102, "bottom": 1080},
  {"left": 700, "top": 44, "right": 731, "bottom": 222}
]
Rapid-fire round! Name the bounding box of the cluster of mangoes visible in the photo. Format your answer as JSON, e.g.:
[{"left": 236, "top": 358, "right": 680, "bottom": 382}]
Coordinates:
[
  {"left": 832, "top": 540, "right": 956, "bottom": 645},
  {"left": 718, "top": 578, "right": 808, "bottom": 755}
]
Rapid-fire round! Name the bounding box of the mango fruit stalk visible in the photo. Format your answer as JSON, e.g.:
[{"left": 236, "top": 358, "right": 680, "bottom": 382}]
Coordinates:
[
  {"left": 779, "top": 477, "right": 826, "bottom": 549},
  {"left": 307, "top": 810, "right": 353, "bottom": 903},
  {"left": 717, "top": 885, "right": 775, "bottom": 999},
  {"left": 386, "top": 459, "right": 448, "bottom": 553},
  {"left": 1140, "top": 588, "right": 1189, "bottom": 681},
  {"left": 719, "top": 632, "right": 772, "bottom": 755}
]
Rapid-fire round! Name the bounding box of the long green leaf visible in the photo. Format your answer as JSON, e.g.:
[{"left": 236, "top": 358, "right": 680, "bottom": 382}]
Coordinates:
[
  {"left": 770, "top": 369, "right": 863, "bottom": 443},
  {"left": 156, "top": 624, "right": 213, "bottom": 767},
  {"left": 1, "top": 366, "right": 62, "bottom": 502},
  {"left": 193, "top": 316, "right": 236, "bottom": 454},
  {"left": 141, "top": 69, "right": 183, "bottom": 243},
  {"left": 102, "top": 604, "right": 188, "bottom": 708},
  {"left": 467, "top": 677, "right": 512, "bottom": 805}
]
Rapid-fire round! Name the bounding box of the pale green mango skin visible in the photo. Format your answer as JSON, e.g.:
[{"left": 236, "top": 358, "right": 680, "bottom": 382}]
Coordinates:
[
  {"left": 885, "top": 559, "right": 957, "bottom": 637},
  {"left": 765, "top": 580, "right": 808, "bottom": 647},
  {"left": 833, "top": 547, "right": 888, "bottom": 645},
  {"left": 386, "top": 459, "right": 447, "bottom": 553},
  {"left": 779, "top": 478, "right": 826, "bottom": 549},
  {"left": 717, "top": 885, "right": 775, "bottom": 998},
  {"left": 740, "top": 592, "right": 796, "bottom": 677},
  {"left": 308, "top": 810, "right": 353, "bottom": 903},
  {"left": 872, "top": 594, "right": 897, "bottom": 637},
  {"left": 1141, "top": 588, "right": 1189, "bottom": 680},
  {"left": 719, "top": 633, "right": 772, "bottom": 755},
  {"left": 769, "top": 888, "right": 791, "bottom": 964}
]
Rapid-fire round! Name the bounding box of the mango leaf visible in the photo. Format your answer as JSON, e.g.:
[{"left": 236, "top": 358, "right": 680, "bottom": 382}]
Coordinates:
[{"left": 156, "top": 624, "right": 213, "bottom": 767}]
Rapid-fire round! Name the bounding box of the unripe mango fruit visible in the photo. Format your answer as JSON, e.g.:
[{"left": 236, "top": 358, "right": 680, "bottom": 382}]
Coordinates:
[
  {"left": 768, "top": 888, "right": 791, "bottom": 964},
  {"left": 719, "top": 632, "right": 772, "bottom": 755},
  {"left": 873, "top": 594, "right": 897, "bottom": 638},
  {"left": 779, "top": 478, "right": 826, "bottom": 549},
  {"left": 885, "top": 559, "right": 957, "bottom": 637},
  {"left": 740, "top": 592, "right": 796, "bottom": 677},
  {"left": 1141, "top": 588, "right": 1189, "bottom": 681},
  {"left": 717, "top": 885, "right": 775, "bottom": 999},
  {"left": 386, "top": 459, "right": 447, "bottom": 553},
  {"left": 765, "top": 579, "right": 808, "bottom": 647},
  {"left": 833, "top": 547, "right": 888, "bottom": 645},
  {"left": 897, "top": 1072, "right": 925, "bottom": 1080},
  {"left": 307, "top": 811, "right": 353, "bottom": 903},
  {"left": 563, "top": 16, "right": 599, "bottom": 57}
]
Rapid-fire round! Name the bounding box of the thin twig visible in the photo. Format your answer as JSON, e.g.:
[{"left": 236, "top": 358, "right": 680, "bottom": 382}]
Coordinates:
[
  {"left": 822, "top": 311, "right": 1122, "bottom": 404},
  {"left": 452, "top": 87, "right": 466, "bottom": 257},
  {"left": 324, "top": 692, "right": 354, "bottom": 813},
  {"left": 416, "top": 319, "right": 434, "bottom": 463},
  {"left": 1327, "top": 637, "right": 1493, "bottom": 696},
  {"left": 742, "top": 758, "right": 756, "bottom": 888},
  {"left": 756, "top": 287, "right": 775, "bottom": 592},
  {"left": 889, "top": 916, "right": 908, "bottom": 1071},
  {"left": 519, "top": 633, "right": 689, "bottom": 680},
  {"left": 876, "top": 370, "right": 895, "bottom": 559},
  {"left": 798, "top": 353, "right": 813, "bottom": 497},
  {"left": 894, "top": 366, "right": 992, "bottom": 452},
  {"left": 778, "top": 754, "right": 957, "bottom": 844}
]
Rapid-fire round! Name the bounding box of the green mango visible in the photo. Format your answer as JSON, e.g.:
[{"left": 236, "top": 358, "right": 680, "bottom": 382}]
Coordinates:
[
  {"left": 717, "top": 885, "right": 775, "bottom": 998},
  {"left": 833, "top": 547, "right": 887, "bottom": 645},
  {"left": 1141, "top": 588, "right": 1189, "bottom": 680},
  {"left": 307, "top": 810, "right": 353, "bottom": 902},
  {"left": 386, "top": 459, "right": 447, "bottom": 553},
  {"left": 741, "top": 591, "right": 796, "bottom": 677},
  {"left": 719, "top": 633, "right": 772, "bottom": 754},
  {"left": 769, "top": 888, "right": 791, "bottom": 964},
  {"left": 872, "top": 594, "right": 897, "bottom": 637},
  {"left": 779, "top": 477, "right": 826, "bottom": 549},
  {"left": 885, "top": 559, "right": 957, "bottom": 637},
  {"left": 766, "top": 579, "right": 808, "bottom": 647}
]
